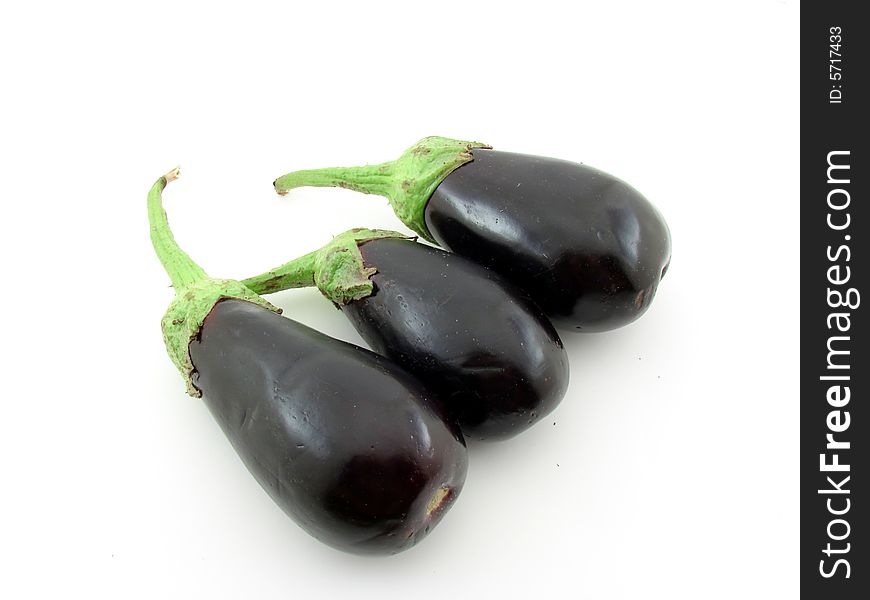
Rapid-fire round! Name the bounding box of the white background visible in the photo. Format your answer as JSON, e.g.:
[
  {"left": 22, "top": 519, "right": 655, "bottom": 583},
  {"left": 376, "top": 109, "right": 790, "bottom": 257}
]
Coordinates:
[{"left": 0, "top": 1, "right": 799, "bottom": 598}]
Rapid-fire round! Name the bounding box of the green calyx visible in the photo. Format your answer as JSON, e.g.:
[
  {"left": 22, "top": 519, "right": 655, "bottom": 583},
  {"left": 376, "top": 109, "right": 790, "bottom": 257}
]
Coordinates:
[
  {"left": 160, "top": 278, "right": 276, "bottom": 396},
  {"left": 148, "top": 169, "right": 279, "bottom": 397},
  {"left": 242, "top": 228, "right": 410, "bottom": 305},
  {"left": 272, "top": 136, "right": 491, "bottom": 243}
]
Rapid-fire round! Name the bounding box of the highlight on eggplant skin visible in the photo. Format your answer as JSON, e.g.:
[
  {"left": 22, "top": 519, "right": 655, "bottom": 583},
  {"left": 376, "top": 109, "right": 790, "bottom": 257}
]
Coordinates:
[
  {"left": 425, "top": 149, "right": 672, "bottom": 332},
  {"left": 148, "top": 170, "right": 468, "bottom": 556}
]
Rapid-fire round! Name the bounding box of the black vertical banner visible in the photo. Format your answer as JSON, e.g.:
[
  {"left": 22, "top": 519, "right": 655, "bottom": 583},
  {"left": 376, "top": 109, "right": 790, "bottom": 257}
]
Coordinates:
[{"left": 801, "top": 3, "right": 868, "bottom": 598}]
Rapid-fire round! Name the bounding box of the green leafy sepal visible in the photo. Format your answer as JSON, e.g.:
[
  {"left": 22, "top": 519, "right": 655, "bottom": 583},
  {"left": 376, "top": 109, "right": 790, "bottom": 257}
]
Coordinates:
[{"left": 161, "top": 279, "right": 280, "bottom": 397}]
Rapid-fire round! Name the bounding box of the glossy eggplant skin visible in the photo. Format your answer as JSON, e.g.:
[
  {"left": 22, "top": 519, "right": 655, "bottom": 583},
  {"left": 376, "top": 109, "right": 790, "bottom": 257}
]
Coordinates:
[
  {"left": 425, "top": 149, "right": 672, "bottom": 332},
  {"left": 342, "top": 238, "right": 569, "bottom": 442},
  {"left": 188, "top": 299, "right": 467, "bottom": 555}
]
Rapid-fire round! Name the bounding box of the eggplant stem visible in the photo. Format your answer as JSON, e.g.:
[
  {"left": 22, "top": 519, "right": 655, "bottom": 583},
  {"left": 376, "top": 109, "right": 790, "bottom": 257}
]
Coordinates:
[
  {"left": 270, "top": 136, "right": 490, "bottom": 242},
  {"left": 273, "top": 162, "right": 397, "bottom": 198},
  {"left": 241, "top": 249, "right": 318, "bottom": 295},
  {"left": 147, "top": 167, "right": 209, "bottom": 289},
  {"left": 240, "top": 228, "right": 410, "bottom": 305}
]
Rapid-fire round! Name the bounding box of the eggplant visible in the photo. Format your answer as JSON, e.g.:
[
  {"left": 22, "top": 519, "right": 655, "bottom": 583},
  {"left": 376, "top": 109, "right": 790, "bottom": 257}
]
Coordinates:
[
  {"left": 272, "top": 136, "right": 672, "bottom": 332},
  {"left": 242, "top": 230, "right": 569, "bottom": 441},
  {"left": 148, "top": 170, "right": 466, "bottom": 555}
]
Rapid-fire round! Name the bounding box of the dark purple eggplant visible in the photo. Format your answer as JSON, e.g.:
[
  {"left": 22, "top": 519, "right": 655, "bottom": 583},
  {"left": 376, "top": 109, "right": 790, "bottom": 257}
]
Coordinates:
[
  {"left": 242, "top": 231, "right": 569, "bottom": 441},
  {"left": 272, "top": 136, "right": 672, "bottom": 332},
  {"left": 148, "top": 170, "right": 466, "bottom": 555}
]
